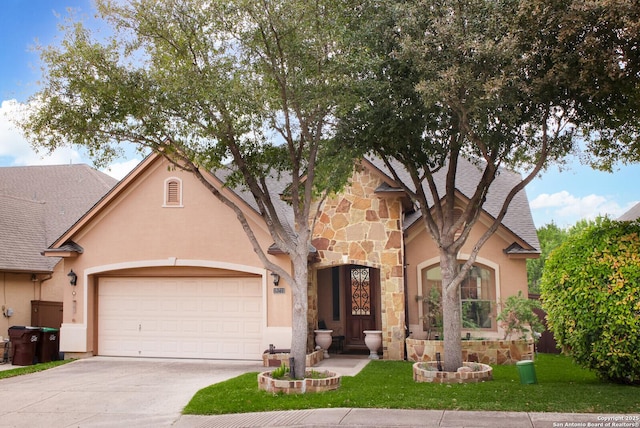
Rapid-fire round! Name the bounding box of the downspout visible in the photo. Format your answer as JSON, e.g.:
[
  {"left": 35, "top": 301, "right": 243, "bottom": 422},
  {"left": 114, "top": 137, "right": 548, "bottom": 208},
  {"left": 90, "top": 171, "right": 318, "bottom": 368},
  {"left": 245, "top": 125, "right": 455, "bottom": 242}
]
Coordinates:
[
  {"left": 32, "top": 274, "right": 39, "bottom": 301},
  {"left": 32, "top": 273, "right": 53, "bottom": 301}
]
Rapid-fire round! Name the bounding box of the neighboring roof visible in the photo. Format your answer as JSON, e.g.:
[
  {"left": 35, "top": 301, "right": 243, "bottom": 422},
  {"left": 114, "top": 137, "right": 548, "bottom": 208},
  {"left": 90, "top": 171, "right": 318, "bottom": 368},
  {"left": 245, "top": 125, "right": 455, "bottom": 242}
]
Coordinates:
[
  {"left": 0, "top": 195, "right": 51, "bottom": 272},
  {"left": 0, "top": 164, "right": 117, "bottom": 272},
  {"left": 618, "top": 202, "right": 640, "bottom": 221},
  {"left": 366, "top": 156, "right": 540, "bottom": 252}
]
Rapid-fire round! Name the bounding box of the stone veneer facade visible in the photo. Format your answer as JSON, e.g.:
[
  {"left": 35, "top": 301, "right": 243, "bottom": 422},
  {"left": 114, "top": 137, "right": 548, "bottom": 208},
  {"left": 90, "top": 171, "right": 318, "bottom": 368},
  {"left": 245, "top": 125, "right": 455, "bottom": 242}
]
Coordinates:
[{"left": 309, "top": 166, "right": 406, "bottom": 360}]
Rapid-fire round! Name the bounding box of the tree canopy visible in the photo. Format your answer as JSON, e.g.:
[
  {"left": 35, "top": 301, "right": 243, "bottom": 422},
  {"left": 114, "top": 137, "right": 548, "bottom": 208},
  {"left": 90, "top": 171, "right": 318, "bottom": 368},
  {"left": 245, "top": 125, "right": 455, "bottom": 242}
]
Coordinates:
[
  {"left": 527, "top": 223, "right": 568, "bottom": 294},
  {"left": 18, "top": 0, "right": 640, "bottom": 374},
  {"left": 336, "top": 0, "right": 640, "bottom": 370},
  {"left": 19, "top": 0, "right": 362, "bottom": 378},
  {"left": 528, "top": 217, "right": 610, "bottom": 293}
]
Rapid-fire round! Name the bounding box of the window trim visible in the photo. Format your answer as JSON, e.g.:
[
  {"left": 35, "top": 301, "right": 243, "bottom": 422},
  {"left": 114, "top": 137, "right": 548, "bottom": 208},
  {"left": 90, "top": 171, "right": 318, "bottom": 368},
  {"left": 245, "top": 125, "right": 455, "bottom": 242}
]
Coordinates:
[
  {"left": 163, "top": 177, "right": 183, "bottom": 207},
  {"left": 416, "top": 255, "right": 500, "bottom": 332}
]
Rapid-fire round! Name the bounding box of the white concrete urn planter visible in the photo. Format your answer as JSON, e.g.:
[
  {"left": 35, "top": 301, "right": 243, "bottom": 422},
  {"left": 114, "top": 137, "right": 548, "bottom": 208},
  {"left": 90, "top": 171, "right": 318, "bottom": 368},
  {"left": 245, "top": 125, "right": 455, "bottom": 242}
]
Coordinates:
[
  {"left": 363, "top": 330, "right": 382, "bottom": 359},
  {"left": 314, "top": 329, "right": 333, "bottom": 358}
]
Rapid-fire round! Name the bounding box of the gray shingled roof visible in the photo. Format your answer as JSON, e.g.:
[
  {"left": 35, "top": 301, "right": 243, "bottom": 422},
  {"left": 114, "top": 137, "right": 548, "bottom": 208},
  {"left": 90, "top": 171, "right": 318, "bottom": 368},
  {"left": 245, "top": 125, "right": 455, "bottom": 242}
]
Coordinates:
[
  {"left": 366, "top": 155, "right": 540, "bottom": 251},
  {"left": 0, "top": 195, "right": 52, "bottom": 272},
  {"left": 618, "top": 202, "right": 640, "bottom": 221},
  {"left": 219, "top": 155, "right": 540, "bottom": 253},
  {"left": 0, "top": 164, "right": 117, "bottom": 272},
  {"left": 214, "top": 166, "right": 298, "bottom": 240}
]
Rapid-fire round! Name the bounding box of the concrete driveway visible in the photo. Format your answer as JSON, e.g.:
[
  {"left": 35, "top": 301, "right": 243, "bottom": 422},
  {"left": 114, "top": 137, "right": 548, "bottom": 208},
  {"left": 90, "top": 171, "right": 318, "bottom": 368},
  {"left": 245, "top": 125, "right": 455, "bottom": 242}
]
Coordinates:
[{"left": 0, "top": 357, "right": 264, "bottom": 427}]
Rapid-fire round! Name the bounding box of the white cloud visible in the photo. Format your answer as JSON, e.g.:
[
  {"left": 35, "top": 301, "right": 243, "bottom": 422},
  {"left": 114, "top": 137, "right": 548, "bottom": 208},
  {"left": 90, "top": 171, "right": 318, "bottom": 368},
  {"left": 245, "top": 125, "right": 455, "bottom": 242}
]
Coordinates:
[
  {"left": 1, "top": 98, "right": 140, "bottom": 179},
  {"left": 100, "top": 158, "right": 141, "bottom": 180},
  {"left": 531, "top": 191, "right": 638, "bottom": 227},
  {"left": 530, "top": 190, "right": 577, "bottom": 209},
  {"left": 1, "top": 98, "right": 83, "bottom": 166}
]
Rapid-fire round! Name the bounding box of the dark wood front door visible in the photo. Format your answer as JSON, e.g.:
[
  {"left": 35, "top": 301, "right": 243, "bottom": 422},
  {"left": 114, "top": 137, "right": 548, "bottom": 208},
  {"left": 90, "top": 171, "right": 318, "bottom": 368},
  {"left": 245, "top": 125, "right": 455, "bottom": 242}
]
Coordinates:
[{"left": 345, "top": 266, "right": 377, "bottom": 349}]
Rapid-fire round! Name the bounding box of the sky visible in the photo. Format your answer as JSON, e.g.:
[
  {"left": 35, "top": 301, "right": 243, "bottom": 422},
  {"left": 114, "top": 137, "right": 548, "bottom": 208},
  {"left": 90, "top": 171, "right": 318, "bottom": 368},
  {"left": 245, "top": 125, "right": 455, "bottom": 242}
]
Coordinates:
[{"left": 1, "top": 1, "right": 638, "bottom": 229}]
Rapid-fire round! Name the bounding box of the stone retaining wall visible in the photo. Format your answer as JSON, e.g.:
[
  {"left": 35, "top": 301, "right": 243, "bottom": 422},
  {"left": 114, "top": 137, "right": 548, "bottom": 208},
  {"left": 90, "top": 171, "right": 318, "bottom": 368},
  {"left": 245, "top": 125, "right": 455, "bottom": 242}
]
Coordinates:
[{"left": 406, "top": 338, "right": 534, "bottom": 365}]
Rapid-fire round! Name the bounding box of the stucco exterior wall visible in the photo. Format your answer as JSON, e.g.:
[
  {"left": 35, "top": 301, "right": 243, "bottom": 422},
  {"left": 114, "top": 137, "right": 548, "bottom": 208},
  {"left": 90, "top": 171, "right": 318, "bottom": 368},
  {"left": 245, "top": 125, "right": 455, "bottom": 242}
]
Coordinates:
[
  {"left": 1, "top": 266, "right": 65, "bottom": 336},
  {"left": 40, "top": 263, "right": 66, "bottom": 303},
  {"left": 404, "top": 211, "right": 529, "bottom": 340},
  {"left": 60, "top": 157, "right": 292, "bottom": 356},
  {"left": 1, "top": 273, "right": 36, "bottom": 334}
]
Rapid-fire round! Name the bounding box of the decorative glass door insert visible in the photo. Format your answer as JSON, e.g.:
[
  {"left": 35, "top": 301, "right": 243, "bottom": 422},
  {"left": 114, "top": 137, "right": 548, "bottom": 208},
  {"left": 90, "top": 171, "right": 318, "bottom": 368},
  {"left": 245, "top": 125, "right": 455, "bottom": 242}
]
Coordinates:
[{"left": 350, "top": 267, "right": 371, "bottom": 316}]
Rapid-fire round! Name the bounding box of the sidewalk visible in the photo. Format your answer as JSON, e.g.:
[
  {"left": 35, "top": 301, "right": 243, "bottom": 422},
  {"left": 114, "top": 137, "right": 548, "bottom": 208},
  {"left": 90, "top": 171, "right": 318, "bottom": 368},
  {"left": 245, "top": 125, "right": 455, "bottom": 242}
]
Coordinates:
[{"left": 174, "top": 408, "right": 636, "bottom": 428}]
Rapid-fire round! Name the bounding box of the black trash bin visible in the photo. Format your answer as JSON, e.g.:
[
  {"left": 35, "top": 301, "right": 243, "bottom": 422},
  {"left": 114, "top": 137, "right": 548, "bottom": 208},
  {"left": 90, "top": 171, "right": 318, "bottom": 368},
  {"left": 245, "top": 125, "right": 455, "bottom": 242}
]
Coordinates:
[
  {"left": 37, "top": 328, "right": 60, "bottom": 363},
  {"left": 8, "top": 326, "right": 39, "bottom": 366}
]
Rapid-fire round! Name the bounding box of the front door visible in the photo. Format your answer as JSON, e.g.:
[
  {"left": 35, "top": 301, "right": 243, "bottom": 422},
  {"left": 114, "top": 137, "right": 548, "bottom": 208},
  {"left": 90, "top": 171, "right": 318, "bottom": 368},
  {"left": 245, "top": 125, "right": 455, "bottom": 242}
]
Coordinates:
[{"left": 345, "top": 266, "right": 377, "bottom": 349}]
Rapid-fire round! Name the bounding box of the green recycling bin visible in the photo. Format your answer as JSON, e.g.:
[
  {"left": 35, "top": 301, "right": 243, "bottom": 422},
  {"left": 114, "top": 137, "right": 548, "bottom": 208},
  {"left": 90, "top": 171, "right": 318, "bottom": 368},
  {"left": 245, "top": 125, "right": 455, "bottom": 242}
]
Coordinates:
[{"left": 516, "top": 360, "right": 538, "bottom": 384}]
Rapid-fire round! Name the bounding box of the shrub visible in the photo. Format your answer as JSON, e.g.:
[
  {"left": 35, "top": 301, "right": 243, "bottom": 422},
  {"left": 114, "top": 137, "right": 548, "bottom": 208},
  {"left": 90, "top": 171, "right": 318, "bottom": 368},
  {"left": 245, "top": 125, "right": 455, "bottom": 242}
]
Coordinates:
[
  {"left": 497, "top": 291, "right": 544, "bottom": 340},
  {"left": 540, "top": 218, "right": 640, "bottom": 384},
  {"left": 271, "top": 363, "right": 289, "bottom": 379}
]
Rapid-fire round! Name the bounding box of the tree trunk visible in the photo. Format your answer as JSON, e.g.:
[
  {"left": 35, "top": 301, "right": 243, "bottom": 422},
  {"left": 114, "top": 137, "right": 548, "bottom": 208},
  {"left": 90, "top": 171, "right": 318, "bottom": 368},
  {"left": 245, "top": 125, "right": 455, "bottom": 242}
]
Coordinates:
[
  {"left": 289, "top": 252, "right": 309, "bottom": 379},
  {"left": 440, "top": 250, "right": 463, "bottom": 372}
]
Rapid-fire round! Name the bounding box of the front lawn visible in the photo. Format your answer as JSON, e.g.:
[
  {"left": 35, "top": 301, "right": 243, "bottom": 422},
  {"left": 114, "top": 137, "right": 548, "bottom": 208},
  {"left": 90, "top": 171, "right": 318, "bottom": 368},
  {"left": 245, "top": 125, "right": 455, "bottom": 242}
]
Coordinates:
[{"left": 183, "top": 354, "right": 639, "bottom": 415}]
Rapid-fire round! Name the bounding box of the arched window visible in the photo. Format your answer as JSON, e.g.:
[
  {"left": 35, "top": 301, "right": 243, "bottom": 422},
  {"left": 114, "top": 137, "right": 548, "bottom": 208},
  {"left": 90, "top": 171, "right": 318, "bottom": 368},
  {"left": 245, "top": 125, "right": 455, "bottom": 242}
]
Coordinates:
[
  {"left": 163, "top": 177, "right": 183, "bottom": 207},
  {"left": 420, "top": 263, "right": 496, "bottom": 332}
]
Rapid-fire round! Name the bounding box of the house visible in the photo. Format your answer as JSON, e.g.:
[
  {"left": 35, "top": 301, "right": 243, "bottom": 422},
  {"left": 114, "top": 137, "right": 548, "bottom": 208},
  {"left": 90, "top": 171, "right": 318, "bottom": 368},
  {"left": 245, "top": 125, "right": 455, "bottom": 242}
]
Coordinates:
[
  {"left": 43, "top": 153, "right": 539, "bottom": 361},
  {"left": 619, "top": 202, "right": 640, "bottom": 221},
  {"left": 0, "top": 165, "right": 117, "bottom": 336}
]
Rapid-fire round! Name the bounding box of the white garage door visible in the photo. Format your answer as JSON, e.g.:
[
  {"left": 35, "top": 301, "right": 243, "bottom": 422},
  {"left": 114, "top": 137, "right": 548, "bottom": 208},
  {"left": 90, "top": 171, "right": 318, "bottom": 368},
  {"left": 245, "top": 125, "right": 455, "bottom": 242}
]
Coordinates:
[{"left": 98, "top": 276, "right": 263, "bottom": 360}]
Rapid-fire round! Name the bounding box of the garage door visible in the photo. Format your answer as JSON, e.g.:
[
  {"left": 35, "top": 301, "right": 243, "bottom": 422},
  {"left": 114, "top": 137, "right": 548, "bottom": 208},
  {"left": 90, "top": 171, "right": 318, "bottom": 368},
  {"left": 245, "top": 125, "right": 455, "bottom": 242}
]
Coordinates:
[{"left": 98, "top": 276, "right": 263, "bottom": 360}]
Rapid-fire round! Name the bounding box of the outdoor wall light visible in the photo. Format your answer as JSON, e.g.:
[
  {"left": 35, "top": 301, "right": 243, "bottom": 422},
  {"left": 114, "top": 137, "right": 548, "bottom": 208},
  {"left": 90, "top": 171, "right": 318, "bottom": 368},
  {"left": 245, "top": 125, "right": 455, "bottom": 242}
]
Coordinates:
[
  {"left": 67, "top": 269, "right": 77, "bottom": 286},
  {"left": 270, "top": 272, "right": 280, "bottom": 287}
]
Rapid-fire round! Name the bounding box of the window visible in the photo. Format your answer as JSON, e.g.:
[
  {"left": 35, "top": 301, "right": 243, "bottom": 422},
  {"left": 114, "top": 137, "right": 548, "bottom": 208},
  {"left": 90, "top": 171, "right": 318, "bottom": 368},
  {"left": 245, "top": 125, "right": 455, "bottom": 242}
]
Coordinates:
[
  {"left": 460, "top": 266, "right": 494, "bottom": 329},
  {"left": 163, "top": 178, "right": 183, "bottom": 207},
  {"left": 421, "top": 263, "right": 496, "bottom": 331}
]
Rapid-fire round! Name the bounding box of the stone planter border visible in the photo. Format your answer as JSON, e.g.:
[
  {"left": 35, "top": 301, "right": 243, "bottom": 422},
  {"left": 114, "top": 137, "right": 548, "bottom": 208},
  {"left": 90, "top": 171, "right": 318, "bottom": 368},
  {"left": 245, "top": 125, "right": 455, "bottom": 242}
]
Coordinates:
[
  {"left": 413, "top": 361, "right": 493, "bottom": 384},
  {"left": 406, "top": 338, "right": 534, "bottom": 365},
  {"left": 258, "top": 370, "right": 341, "bottom": 394},
  {"left": 262, "top": 349, "right": 324, "bottom": 367}
]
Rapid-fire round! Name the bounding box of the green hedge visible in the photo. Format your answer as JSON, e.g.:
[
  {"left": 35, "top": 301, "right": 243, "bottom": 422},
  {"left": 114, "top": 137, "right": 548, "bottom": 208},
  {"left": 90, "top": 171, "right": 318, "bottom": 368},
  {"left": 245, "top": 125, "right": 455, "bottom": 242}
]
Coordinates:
[{"left": 540, "top": 218, "right": 640, "bottom": 384}]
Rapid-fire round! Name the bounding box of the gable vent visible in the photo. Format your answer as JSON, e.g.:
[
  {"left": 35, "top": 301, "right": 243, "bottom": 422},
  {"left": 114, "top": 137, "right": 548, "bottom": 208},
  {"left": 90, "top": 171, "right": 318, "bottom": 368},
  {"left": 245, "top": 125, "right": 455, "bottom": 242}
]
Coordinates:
[{"left": 164, "top": 177, "right": 183, "bottom": 207}]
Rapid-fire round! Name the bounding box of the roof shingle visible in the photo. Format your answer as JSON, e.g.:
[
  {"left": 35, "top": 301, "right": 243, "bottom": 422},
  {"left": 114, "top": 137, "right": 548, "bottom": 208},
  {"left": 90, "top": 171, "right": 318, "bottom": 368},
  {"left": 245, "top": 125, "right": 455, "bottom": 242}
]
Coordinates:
[
  {"left": 364, "top": 156, "right": 540, "bottom": 251},
  {"left": 618, "top": 202, "right": 640, "bottom": 221},
  {"left": 219, "top": 155, "right": 540, "bottom": 253},
  {"left": 0, "top": 164, "right": 117, "bottom": 272}
]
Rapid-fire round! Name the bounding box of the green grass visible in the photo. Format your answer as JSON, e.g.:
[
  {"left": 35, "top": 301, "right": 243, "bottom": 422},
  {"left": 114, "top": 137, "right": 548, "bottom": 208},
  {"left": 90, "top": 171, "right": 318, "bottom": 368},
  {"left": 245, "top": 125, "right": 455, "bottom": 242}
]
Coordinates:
[
  {"left": 183, "top": 354, "right": 639, "bottom": 415},
  {"left": 0, "top": 359, "right": 73, "bottom": 380}
]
